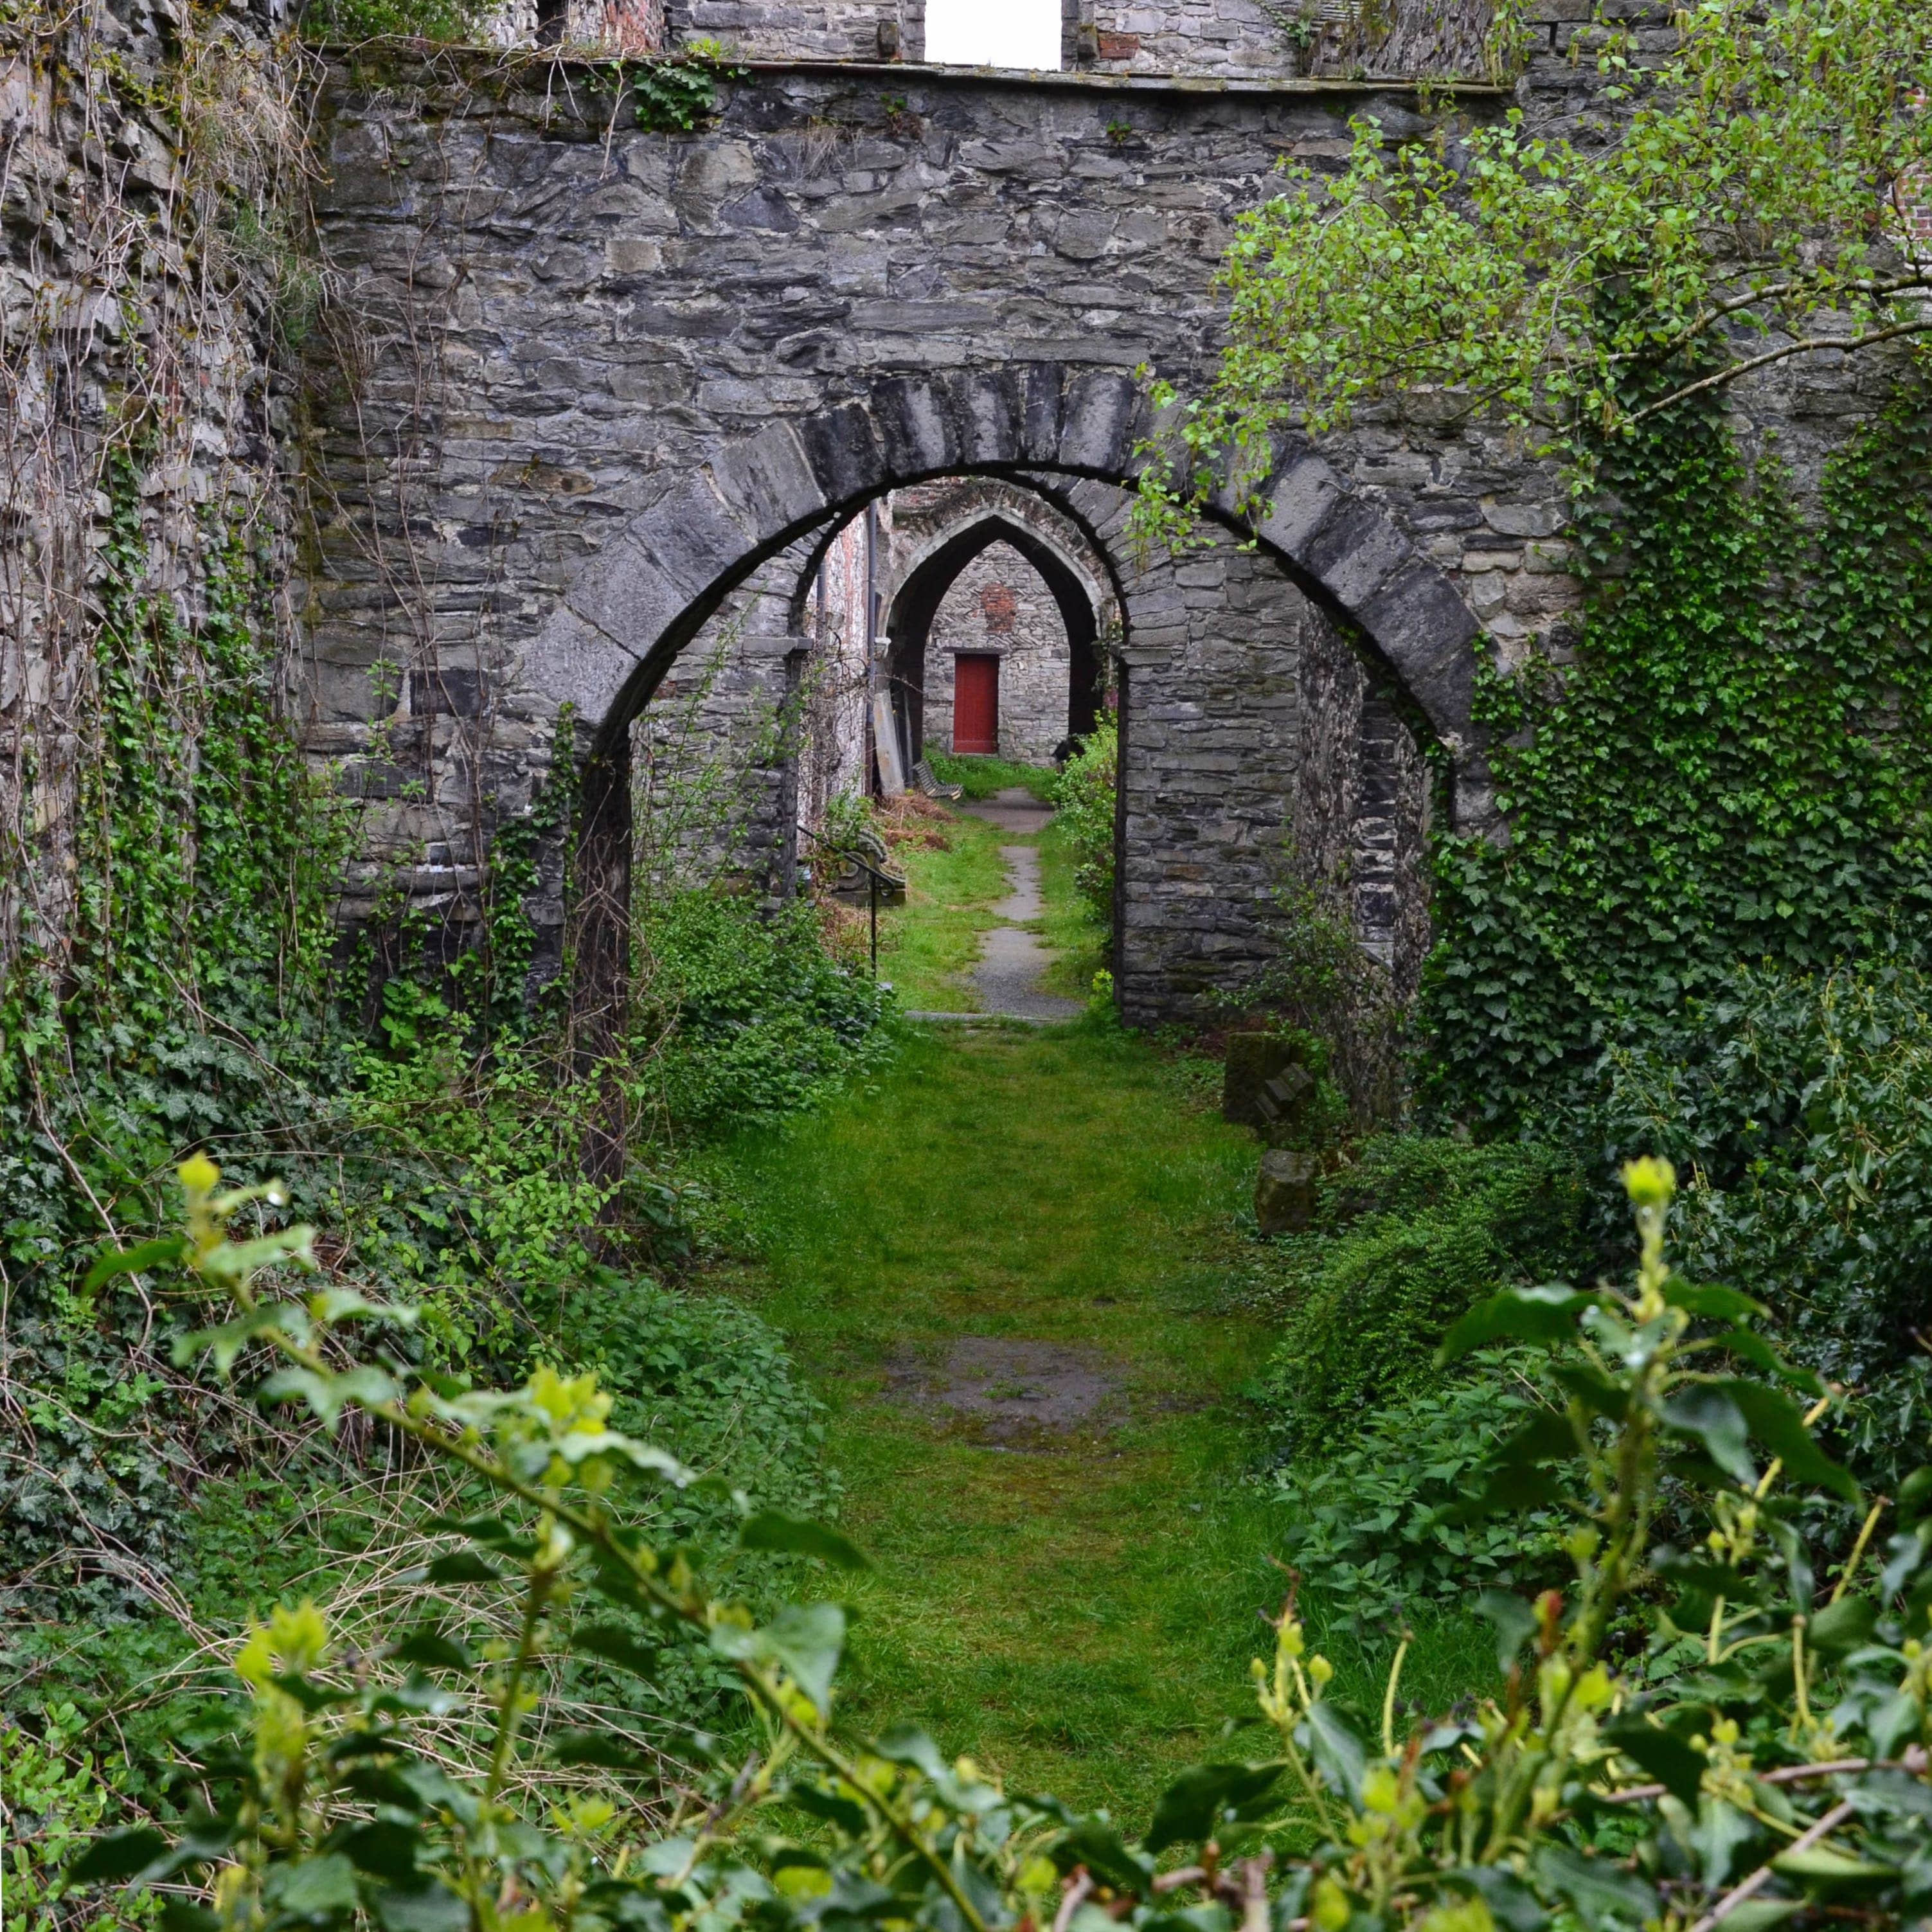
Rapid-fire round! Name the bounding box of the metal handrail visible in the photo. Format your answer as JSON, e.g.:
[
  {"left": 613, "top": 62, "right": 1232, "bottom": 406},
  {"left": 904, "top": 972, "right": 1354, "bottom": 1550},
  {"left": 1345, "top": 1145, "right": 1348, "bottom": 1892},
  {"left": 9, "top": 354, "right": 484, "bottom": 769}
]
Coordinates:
[{"left": 796, "top": 821, "right": 904, "bottom": 978}]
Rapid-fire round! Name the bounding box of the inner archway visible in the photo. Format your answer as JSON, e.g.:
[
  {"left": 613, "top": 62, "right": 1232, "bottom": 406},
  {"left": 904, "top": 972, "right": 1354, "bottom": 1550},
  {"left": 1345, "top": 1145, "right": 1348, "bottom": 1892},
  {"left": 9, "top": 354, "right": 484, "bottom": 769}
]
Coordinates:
[{"left": 882, "top": 487, "right": 1113, "bottom": 773}]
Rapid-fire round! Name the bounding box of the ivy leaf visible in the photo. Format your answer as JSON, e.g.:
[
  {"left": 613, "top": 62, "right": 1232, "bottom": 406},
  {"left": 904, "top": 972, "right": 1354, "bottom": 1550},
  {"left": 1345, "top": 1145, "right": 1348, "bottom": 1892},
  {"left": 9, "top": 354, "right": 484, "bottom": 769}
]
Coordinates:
[
  {"left": 737, "top": 1509, "right": 869, "bottom": 1569},
  {"left": 84, "top": 1235, "right": 187, "bottom": 1291}
]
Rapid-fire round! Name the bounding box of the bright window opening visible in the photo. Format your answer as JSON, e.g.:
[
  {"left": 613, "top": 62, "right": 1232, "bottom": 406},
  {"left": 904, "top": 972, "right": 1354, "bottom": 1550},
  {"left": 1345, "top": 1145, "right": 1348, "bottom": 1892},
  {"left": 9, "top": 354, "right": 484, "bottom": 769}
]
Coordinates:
[{"left": 924, "top": 0, "right": 1062, "bottom": 69}]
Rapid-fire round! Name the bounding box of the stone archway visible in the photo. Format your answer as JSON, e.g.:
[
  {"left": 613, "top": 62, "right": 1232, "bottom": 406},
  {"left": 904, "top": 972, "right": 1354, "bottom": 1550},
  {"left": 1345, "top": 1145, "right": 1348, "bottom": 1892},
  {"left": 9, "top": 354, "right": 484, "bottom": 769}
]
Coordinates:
[
  {"left": 882, "top": 501, "right": 1111, "bottom": 765},
  {"left": 537, "top": 363, "right": 1481, "bottom": 1060},
  {"left": 531, "top": 366, "right": 1481, "bottom": 781}
]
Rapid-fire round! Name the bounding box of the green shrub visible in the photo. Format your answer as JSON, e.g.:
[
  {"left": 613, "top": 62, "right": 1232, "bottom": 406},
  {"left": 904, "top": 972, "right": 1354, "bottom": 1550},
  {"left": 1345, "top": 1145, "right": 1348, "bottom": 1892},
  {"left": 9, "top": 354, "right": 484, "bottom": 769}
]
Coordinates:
[
  {"left": 640, "top": 889, "right": 891, "bottom": 1131},
  {"left": 1257, "top": 1136, "right": 1585, "bottom": 1448},
  {"left": 1589, "top": 959, "right": 1932, "bottom": 1485},
  {"left": 1047, "top": 717, "right": 1116, "bottom": 930},
  {"left": 299, "top": 0, "right": 487, "bottom": 39},
  {"left": 1267, "top": 1348, "right": 1568, "bottom": 1629}
]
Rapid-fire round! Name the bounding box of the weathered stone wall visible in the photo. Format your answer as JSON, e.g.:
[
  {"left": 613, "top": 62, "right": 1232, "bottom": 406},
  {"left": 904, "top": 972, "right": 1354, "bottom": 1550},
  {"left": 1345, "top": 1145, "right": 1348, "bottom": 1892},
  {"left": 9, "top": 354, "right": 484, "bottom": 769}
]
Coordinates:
[
  {"left": 303, "top": 43, "right": 1910, "bottom": 1026},
  {"left": 299, "top": 57, "right": 1527, "bottom": 1013},
  {"left": 655, "top": 0, "right": 1489, "bottom": 78},
  {"left": 922, "top": 541, "right": 1071, "bottom": 763},
  {"left": 0, "top": 0, "right": 302, "bottom": 989}
]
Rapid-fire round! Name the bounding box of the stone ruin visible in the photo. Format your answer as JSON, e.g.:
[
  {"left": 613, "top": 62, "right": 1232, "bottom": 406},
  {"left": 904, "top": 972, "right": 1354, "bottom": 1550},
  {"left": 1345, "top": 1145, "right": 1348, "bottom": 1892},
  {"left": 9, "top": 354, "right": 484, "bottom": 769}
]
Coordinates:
[{"left": 5, "top": 0, "right": 1911, "bottom": 1055}]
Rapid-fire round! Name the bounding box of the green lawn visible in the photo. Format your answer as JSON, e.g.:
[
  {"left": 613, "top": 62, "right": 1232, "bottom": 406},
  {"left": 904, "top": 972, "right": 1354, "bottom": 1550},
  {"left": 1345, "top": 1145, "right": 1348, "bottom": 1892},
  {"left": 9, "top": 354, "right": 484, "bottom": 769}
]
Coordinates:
[
  {"left": 874, "top": 808, "right": 1012, "bottom": 1011},
  {"left": 710, "top": 1019, "right": 1494, "bottom": 1828}
]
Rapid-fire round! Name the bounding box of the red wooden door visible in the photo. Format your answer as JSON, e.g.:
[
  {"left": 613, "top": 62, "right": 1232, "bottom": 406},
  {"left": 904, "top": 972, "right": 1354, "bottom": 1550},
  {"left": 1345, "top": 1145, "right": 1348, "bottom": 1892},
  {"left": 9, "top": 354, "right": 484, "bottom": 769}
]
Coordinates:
[{"left": 952, "top": 653, "right": 999, "bottom": 755}]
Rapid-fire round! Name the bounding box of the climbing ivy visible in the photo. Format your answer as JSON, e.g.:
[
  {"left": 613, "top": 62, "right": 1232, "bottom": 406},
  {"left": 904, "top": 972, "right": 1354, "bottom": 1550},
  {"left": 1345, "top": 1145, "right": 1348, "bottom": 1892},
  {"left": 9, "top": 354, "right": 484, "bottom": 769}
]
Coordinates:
[{"left": 1423, "top": 371, "right": 1932, "bottom": 1127}]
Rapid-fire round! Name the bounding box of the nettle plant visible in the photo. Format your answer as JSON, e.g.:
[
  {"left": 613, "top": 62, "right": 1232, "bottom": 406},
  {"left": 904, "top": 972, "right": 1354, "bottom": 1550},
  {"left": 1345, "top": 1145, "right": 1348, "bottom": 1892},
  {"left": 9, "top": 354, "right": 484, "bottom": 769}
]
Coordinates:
[{"left": 65, "top": 1159, "right": 1932, "bottom": 1931}]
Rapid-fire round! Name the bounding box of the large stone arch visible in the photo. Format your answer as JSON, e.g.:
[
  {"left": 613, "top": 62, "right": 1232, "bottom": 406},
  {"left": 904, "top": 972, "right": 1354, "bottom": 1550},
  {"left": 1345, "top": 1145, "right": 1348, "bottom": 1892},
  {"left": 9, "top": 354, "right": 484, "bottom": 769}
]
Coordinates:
[
  {"left": 524, "top": 366, "right": 1483, "bottom": 797},
  {"left": 539, "top": 364, "right": 1479, "bottom": 1057}
]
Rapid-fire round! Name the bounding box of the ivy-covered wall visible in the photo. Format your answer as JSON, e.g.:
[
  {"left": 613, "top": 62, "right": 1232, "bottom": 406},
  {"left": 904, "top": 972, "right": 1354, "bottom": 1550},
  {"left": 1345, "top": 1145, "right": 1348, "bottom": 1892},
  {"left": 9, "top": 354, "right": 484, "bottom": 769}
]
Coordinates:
[{"left": 0, "top": 0, "right": 319, "bottom": 1039}]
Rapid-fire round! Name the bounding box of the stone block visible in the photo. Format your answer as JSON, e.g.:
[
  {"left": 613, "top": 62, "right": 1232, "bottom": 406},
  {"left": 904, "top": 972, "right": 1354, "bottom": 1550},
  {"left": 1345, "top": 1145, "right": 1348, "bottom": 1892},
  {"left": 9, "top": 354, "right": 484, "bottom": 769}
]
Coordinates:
[
  {"left": 1253, "top": 452, "right": 1343, "bottom": 562},
  {"left": 710, "top": 420, "right": 831, "bottom": 543},
  {"left": 798, "top": 400, "right": 886, "bottom": 511},
  {"left": 1255, "top": 1149, "right": 1319, "bottom": 1236},
  {"left": 1058, "top": 368, "right": 1140, "bottom": 474},
  {"left": 872, "top": 374, "right": 963, "bottom": 479},
  {"left": 1223, "top": 1028, "right": 1304, "bottom": 1126},
  {"left": 1305, "top": 494, "right": 1411, "bottom": 614}
]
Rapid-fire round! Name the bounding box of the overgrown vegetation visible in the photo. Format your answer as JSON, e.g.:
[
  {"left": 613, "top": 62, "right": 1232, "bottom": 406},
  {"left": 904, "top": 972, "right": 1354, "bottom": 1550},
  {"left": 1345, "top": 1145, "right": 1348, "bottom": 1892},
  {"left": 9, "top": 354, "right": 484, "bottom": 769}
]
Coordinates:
[
  {"left": 55, "top": 1158, "right": 1932, "bottom": 1932},
  {"left": 922, "top": 751, "right": 1058, "bottom": 802},
  {"left": 1254, "top": 1136, "right": 1585, "bottom": 1451},
  {"left": 1134, "top": 0, "right": 1931, "bottom": 512},
  {"left": 1425, "top": 379, "right": 1932, "bottom": 1129},
  {"left": 1047, "top": 717, "right": 1116, "bottom": 933},
  {"left": 1267, "top": 1346, "right": 1566, "bottom": 1625}
]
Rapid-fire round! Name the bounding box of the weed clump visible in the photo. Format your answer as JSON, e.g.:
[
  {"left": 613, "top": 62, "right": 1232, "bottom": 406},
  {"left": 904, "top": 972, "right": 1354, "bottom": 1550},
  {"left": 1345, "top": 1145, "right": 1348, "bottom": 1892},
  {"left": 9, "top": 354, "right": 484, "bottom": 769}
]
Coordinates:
[{"left": 1254, "top": 1136, "right": 1585, "bottom": 1450}]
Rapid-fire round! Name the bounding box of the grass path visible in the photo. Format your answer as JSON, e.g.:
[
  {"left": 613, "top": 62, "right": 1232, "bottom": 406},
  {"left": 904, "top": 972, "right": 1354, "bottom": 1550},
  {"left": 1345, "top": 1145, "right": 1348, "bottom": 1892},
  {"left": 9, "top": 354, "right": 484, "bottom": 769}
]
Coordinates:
[
  {"left": 716, "top": 1024, "right": 1288, "bottom": 1823},
  {"left": 711, "top": 797, "right": 1489, "bottom": 1827}
]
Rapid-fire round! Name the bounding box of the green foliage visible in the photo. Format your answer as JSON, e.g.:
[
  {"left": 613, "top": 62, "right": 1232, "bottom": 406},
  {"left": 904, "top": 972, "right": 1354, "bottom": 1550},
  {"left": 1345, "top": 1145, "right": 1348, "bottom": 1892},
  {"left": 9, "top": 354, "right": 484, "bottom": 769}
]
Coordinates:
[
  {"left": 1268, "top": 1348, "right": 1567, "bottom": 1627},
  {"left": 1046, "top": 717, "right": 1116, "bottom": 931},
  {"left": 298, "top": 0, "right": 487, "bottom": 40},
  {"left": 62, "top": 1158, "right": 1932, "bottom": 1932},
  {"left": 1, "top": 1703, "right": 149, "bottom": 1932},
  {"left": 555, "top": 1273, "right": 836, "bottom": 1537},
  {"left": 632, "top": 58, "right": 732, "bottom": 133},
  {"left": 1237, "top": 872, "right": 1410, "bottom": 1127},
  {"left": 639, "top": 890, "right": 892, "bottom": 1132},
  {"left": 0, "top": 476, "right": 351, "bottom": 1616},
  {"left": 819, "top": 787, "right": 883, "bottom": 853},
  {"left": 1134, "top": 0, "right": 1932, "bottom": 529},
  {"left": 1426, "top": 375, "right": 1932, "bottom": 1128},
  {"left": 1594, "top": 960, "right": 1932, "bottom": 1398},
  {"left": 1257, "top": 1136, "right": 1585, "bottom": 1447}
]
